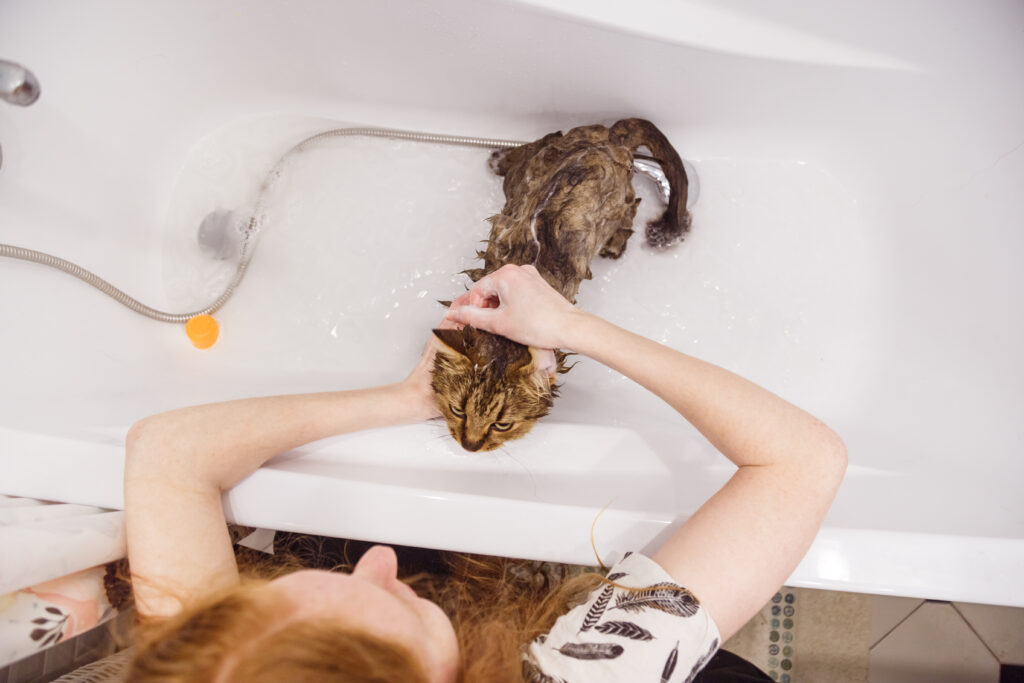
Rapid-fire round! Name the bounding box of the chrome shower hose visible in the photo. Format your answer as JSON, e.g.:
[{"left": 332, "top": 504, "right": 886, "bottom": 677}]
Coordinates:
[{"left": 0, "top": 126, "right": 526, "bottom": 324}]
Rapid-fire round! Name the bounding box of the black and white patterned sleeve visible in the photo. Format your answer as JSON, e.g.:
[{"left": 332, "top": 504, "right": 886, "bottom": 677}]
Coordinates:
[{"left": 523, "top": 552, "right": 720, "bottom": 683}]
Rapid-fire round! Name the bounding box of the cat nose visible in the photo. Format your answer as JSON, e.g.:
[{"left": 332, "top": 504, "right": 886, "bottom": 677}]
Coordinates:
[{"left": 462, "top": 438, "right": 484, "bottom": 452}]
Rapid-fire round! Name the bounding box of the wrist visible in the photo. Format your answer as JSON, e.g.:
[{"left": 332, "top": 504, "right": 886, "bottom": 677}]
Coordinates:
[
  {"left": 393, "top": 377, "right": 439, "bottom": 423},
  {"left": 559, "top": 309, "right": 602, "bottom": 353},
  {"left": 376, "top": 382, "right": 416, "bottom": 422}
]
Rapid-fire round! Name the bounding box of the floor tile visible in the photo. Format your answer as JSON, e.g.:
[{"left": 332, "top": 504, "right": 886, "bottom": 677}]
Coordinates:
[
  {"left": 870, "top": 602, "right": 1000, "bottom": 683},
  {"left": 794, "top": 587, "right": 872, "bottom": 682},
  {"left": 869, "top": 595, "right": 924, "bottom": 647},
  {"left": 725, "top": 587, "right": 871, "bottom": 682},
  {"left": 954, "top": 601, "right": 1024, "bottom": 665}
]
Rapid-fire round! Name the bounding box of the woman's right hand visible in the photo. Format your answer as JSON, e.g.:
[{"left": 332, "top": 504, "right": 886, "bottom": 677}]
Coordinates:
[{"left": 446, "top": 264, "right": 582, "bottom": 349}]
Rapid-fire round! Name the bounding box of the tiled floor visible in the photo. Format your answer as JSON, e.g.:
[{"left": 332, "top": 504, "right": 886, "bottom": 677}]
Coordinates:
[
  {"left": 725, "top": 587, "right": 872, "bottom": 681},
  {"left": 725, "top": 588, "right": 1024, "bottom": 682}
]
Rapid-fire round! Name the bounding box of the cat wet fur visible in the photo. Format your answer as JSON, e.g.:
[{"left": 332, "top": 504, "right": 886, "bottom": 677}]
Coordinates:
[{"left": 432, "top": 118, "right": 689, "bottom": 451}]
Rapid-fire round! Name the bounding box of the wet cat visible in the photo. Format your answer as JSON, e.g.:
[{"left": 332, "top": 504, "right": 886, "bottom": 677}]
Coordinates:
[{"left": 431, "top": 118, "right": 689, "bottom": 452}]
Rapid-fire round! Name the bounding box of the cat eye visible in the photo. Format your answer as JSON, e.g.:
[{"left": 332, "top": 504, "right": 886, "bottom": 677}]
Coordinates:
[
  {"left": 492, "top": 421, "right": 513, "bottom": 432},
  {"left": 449, "top": 403, "right": 465, "bottom": 418}
]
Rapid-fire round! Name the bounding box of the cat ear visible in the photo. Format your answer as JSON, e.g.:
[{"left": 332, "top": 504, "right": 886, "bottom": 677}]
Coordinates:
[
  {"left": 433, "top": 328, "right": 470, "bottom": 359},
  {"left": 527, "top": 347, "right": 558, "bottom": 383}
]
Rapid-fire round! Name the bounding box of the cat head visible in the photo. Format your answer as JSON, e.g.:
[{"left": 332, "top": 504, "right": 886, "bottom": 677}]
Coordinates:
[{"left": 430, "top": 326, "right": 558, "bottom": 452}]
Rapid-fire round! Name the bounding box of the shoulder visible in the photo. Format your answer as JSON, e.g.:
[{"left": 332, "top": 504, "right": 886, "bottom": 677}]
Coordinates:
[{"left": 524, "top": 552, "right": 720, "bottom": 683}]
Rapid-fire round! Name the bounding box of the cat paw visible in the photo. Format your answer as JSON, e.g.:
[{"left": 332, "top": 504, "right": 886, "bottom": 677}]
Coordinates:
[
  {"left": 488, "top": 149, "right": 510, "bottom": 176},
  {"left": 599, "top": 227, "right": 634, "bottom": 259}
]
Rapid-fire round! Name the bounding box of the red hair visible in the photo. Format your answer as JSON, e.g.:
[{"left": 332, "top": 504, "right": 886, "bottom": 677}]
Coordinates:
[{"left": 125, "top": 544, "right": 604, "bottom": 682}]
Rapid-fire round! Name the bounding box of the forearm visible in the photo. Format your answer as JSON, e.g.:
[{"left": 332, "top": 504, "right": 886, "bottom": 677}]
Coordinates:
[
  {"left": 125, "top": 383, "right": 418, "bottom": 490},
  {"left": 565, "top": 311, "right": 846, "bottom": 638},
  {"left": 564, "top": 312, "right": 843, "bottom": 471}
]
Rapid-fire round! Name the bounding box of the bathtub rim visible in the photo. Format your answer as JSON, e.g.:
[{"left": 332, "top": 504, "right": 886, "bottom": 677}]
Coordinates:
[{"left": 2, "top": 425, "right": 1022, "bottom": 609}]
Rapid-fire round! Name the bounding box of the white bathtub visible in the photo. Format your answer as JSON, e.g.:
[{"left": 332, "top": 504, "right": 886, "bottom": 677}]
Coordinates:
[{"left": 1, "top": 0, "right": 1022, "bottom": 607}]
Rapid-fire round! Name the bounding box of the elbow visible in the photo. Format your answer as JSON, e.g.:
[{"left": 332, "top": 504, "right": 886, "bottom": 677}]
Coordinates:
[
  {"left": 124, "top": 416, "right": 166, "bottom": 479},
  {"left": 818, "top": 426, "right": 848, "bottom": 491},
  {"left": 124, "top": 420, "right": 145, "bottom": 487},
  {"left": 828, "top": 428, "right": 848, "bottom": 472},
  {"left": 124, "top": 419, "right": 149, "bottom": 478},
  {"left": 126, "top": 417, "right": 156, "bottom": 457},
  {"left": 125, "top": 418, "right": 148, "bottom": 451},
  {"left": 126, "top": 414, "right": 219, "bottom": 491}
]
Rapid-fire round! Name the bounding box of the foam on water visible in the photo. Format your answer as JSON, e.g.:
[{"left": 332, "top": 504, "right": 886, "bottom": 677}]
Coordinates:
[{"left": 161, "top": 116, "right": 873, "bottom": 433}]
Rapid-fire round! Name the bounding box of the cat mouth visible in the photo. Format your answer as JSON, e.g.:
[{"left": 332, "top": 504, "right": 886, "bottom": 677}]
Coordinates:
[
  {"left": 460, "top": 438, "right": 486, "bottom": 452},
  {"left": 455, "top": 434, "right": 502, "bottom": 453}
]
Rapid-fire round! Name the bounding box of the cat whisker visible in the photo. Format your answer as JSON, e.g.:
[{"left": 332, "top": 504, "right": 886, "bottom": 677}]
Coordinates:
[
  {"left": 494, "top": 445, "right": 540, "bottom": 502},
  {"left": 425, "top": 425, "right": 452, "bottom": 439}
]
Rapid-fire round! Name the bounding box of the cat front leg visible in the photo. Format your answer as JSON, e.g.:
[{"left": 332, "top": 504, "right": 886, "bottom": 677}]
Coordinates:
[
  {"left": 598, "top": 194, "right": 642, "bottom": 259},
  {"left": 599, "top": 225, "right": 634, "bottom": 259}
]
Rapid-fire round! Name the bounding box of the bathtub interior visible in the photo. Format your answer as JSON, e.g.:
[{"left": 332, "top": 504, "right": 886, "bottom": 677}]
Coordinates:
[{"left": 1, "top": 0, "right": 1023, "bottom": 602}]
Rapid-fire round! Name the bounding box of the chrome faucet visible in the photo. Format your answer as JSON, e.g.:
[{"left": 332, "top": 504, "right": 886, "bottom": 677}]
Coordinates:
[
  {"left": 0, "top": 59, "right": 40, "bottom": 171},
  {"left": 0, "top": 59, "right": 40, "bottom": 106}
]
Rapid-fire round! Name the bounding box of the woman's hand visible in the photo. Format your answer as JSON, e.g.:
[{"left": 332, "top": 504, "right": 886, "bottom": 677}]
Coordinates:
[
  {"left": 401, "top": 302, "right": 466, "bottom": 422},
  {"left": 400, "top": 335, "right": 444, "bottom": 422},
  {"left": 446, "top": 264, "right": 583, "bottom": 349}
]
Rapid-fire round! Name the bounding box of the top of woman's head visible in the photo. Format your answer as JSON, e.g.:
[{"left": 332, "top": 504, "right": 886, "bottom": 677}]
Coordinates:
[
  {"left": 128, "top": 546, "right": 458, "bottom": 683},
  {"left": 127, "top": 544, "right": 605, "bottom": 683},
  {"left": 129, "top": 581, "right": 431, "bottom": 683}
]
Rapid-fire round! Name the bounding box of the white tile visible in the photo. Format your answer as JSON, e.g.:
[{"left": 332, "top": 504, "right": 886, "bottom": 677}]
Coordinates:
[
  {"left": 869, "top": 595, "right": 924, "bottom": 647},
  {"left": 869, "top": 602, "right": 999, "bottom": 683},
  {"left": 954, "top": 601, "right": 1024, "bottom": 665}
]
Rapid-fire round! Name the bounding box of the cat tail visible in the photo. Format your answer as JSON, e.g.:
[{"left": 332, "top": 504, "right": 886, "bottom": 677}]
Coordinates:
[{"left": 610, "top": 118, "right": 691, "bottom": 248}]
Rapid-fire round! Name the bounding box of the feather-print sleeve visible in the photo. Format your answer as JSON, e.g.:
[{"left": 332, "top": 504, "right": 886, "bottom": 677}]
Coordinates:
[{"left": 524, "top": 552, "right": 721, "bottom": 683}]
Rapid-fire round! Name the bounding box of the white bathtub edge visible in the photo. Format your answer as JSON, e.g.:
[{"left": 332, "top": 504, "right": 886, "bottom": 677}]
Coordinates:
[{"left": 2, "top": 429, "right": 1022, "bottom": 607}]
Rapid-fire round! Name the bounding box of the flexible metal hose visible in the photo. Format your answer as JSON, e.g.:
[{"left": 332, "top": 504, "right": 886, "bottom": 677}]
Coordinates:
[{"left": 0, "top": 126, "right": 527, "bottom": 323}]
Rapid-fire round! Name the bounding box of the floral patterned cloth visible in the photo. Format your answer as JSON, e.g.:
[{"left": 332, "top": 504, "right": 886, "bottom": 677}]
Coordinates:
[
  {"left": 525, "top": 552, "right": 720, "bottom": 683},
  {"left": 0, "top": 565, "right": 117, "bottom": 667}
]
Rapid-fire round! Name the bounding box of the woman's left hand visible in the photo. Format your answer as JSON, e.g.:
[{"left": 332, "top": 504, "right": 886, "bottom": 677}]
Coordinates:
[
  {"left": 400, "top": 306, "right": 462, "bottom": 421},
  {"left": 401, "top": 336, "right": 442, "bottom": 421}
]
